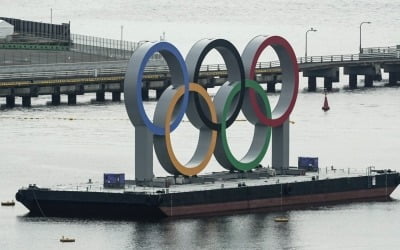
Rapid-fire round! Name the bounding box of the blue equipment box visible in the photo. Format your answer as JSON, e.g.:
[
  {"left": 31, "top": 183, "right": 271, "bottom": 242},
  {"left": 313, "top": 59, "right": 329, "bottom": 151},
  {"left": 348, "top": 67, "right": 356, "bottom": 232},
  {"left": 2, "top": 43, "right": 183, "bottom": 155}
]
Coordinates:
[{"left": 298, "top": 157, "right": 319, "bottom": 172}]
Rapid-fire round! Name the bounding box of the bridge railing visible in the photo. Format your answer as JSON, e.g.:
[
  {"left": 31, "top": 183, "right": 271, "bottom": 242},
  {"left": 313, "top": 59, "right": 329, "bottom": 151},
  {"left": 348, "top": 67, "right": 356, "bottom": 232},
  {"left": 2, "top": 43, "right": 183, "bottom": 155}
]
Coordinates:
[
  {"left": 131, "top": 49, "right": 400, "bottom": 71},
  {"left": 255, "top": 54, "right": 361, "bottom": 68},
  {"left": 361, "top": 46, "right": 397, "bottom": 54},
  {"left": 360, "top": 45, "right": 399, "bottom": 60},
  {"left": 263, "top": 50, "right": 399, "bottom": 68},
  {"left": 298, "top": 54, "right": 360, "bottom": 64}
]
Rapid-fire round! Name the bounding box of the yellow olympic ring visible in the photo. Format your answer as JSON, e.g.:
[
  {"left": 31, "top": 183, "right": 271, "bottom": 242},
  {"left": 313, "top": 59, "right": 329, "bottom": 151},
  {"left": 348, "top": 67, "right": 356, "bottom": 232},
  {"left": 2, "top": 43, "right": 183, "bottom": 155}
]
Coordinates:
[{"left": 163, "top": 83, "right": 217, "bottom": 176}]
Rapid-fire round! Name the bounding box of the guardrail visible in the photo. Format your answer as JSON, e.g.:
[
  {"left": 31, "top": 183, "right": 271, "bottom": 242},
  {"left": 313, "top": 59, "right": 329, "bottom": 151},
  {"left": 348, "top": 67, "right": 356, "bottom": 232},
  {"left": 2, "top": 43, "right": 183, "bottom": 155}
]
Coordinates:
[
  {"left": 361, "top": 46, "right": 397, "bottom": 54},
  {"left": 0, "top": 43, "right": 69, "bottom": 51},
  {"left": 0, "top": 33, "right": 165, "bottom": 66},
  {"left": 70, "top": 34, "right": 165, "bottom": 61},
  {"left": 262, "top": 50, "right": 399, "bottom": 68}
]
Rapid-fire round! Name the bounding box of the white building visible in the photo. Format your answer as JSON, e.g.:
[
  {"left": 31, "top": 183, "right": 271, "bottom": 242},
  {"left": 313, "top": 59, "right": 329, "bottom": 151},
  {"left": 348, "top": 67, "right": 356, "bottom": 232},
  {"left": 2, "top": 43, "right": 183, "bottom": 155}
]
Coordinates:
[{"left": 0, "top": 20, "right": 14, "bottom": 39}]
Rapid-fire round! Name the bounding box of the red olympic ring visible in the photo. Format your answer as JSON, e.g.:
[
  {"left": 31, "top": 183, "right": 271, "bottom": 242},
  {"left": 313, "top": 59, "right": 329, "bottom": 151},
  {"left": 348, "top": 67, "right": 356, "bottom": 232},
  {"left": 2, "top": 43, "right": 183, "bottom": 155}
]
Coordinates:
[{"left": 242, "top": 35, "right": 299, "bottom": 127}]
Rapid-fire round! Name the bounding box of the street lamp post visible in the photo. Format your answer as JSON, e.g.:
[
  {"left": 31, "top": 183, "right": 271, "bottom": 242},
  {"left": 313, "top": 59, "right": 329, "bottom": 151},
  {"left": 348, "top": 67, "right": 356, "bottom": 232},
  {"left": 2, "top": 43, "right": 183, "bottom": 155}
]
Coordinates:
[
  {"left": 120, "top": 25, "right": 124, "bottom": 57},
  {"left": 305, "top": 27, "right": 317, "bottom": 61},
  {"left": 359, "top": 21, "right": 371, "bottom": 53}
]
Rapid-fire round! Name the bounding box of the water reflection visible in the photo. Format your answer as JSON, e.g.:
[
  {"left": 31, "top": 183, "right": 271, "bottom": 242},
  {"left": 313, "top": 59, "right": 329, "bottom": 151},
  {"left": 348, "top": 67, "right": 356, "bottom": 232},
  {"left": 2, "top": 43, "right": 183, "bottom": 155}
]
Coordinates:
[{"left": 126, "top": 212, "right": 295, "bottom": 249}]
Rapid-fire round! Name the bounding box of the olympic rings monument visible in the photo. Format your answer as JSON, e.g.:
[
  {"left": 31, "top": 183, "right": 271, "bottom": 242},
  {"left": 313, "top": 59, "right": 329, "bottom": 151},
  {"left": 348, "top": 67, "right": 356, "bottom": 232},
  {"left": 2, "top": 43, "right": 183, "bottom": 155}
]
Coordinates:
[{"left": 124, "top": 35, "right": 299, "bottom": 182}]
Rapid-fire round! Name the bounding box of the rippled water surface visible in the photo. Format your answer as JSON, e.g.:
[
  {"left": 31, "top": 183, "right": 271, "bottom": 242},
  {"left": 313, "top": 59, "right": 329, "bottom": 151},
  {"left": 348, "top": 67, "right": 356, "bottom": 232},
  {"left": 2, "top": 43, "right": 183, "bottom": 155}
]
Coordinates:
[{"left": 1, "top": 1, "right": 400, "bottom": 249}]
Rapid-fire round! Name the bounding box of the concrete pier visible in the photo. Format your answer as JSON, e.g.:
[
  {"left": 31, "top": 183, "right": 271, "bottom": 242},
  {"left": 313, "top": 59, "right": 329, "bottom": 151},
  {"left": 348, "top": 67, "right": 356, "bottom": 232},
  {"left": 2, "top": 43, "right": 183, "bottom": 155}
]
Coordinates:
[
  {"left": 22, "top": 96, "right": 31, "bottom": 107},
  {"left": 52, "top": 94, "right": 60, "bottom": 105},
  {"left": 254, "top": 74, "right": 279, "bottom": 93},
  {"left": 307, "top": 76, "right": 317, "bottom": 92},
  {"left": 6, "top": 96, "right": 15, "bottom": 107},
  {"left": 383, "top": 63, "right": 400, "bottom": 85},
  {"left": 141, "top": 89, "right": 149, "bottom": 101},
  {"left": 303, "top": 68, "right": 339, "bottom": 91},
  {"left": 112, "top": 91, "right": 121, "bottom": 102},
  {"left": 96, "top": 91, "right": 105, "bottom": 102},
  {"left": 349, "top": 74, "right": 357, "bottom": 89},
  {"left": 388, "top": 72, "right": 398, "bottom": 85},
  {"left": 266, "top": 82, "right": 276, "bottom": 93},
  {"left": 324, "top": 77, "right": 333, "bottom": 91},
  {"left": 364, "top": 75, "right": 374, "bottom": 87},
  {"left": 156, "top": 89, "right": 164, "bottom": 99},
  {"left": 344, "top": 64, "right": 381, "bottom": 89},
  {"left": 68, "top": 94, "right": 76, "bottom": 105}
]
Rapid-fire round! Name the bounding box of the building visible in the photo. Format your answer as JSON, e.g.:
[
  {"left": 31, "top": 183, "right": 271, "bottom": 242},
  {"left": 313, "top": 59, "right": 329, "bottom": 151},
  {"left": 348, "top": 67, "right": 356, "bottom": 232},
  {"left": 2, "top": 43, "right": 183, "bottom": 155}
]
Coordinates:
[{"left": 0, "top": 20, "right": 14, "bottom": 39}]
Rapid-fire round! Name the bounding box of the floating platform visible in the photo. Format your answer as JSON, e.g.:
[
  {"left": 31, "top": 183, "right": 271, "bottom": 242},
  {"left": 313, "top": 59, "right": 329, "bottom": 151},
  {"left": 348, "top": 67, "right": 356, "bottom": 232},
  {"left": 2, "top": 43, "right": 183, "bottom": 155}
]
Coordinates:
[{"left": 15, "top": 167, "right": 400, "bottom": 219}]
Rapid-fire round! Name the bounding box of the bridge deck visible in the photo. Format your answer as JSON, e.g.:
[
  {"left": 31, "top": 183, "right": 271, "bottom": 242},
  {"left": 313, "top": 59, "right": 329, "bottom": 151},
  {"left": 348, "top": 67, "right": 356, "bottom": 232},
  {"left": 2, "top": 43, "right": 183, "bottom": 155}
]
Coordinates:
[{"left": 0, "top": 45, "right": 399, "bottom": 106}]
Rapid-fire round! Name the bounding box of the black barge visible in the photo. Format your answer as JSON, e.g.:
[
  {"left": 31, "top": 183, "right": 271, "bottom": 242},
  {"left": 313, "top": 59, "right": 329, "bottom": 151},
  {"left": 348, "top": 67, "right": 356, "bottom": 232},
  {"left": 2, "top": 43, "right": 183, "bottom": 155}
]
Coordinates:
[{"left": 15, "top": 168, "right": 400, "bottom": 219}]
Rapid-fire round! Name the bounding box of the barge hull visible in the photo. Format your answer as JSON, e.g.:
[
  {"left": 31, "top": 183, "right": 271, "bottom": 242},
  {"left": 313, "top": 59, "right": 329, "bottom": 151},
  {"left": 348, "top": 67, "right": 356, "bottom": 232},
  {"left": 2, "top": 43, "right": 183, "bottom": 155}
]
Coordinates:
[
  {"left": 16, "top": 172, "right": 400, "bottom": 219},
  {"left": 160, "top": 186, "right": 396, "bottom": 217}
]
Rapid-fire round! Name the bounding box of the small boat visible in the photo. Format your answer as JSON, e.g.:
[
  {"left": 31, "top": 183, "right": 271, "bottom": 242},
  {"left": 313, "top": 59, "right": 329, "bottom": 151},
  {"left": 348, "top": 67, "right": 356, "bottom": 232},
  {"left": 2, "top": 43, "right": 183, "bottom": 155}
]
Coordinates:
[
  {"left": 60, "top": 236, "right": 75, "bottom": 243},
  {"left": 274, "top": 216, "right": 289, "bottom": 222},
  {"left": 1, "top": 200, "right": 15, "bottom": 206}
]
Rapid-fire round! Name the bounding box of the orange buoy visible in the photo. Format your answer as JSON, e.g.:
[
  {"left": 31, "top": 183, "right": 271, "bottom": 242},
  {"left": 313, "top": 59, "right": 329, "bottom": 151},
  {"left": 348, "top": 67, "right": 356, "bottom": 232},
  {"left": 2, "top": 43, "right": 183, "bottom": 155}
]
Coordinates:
[{"left": 322, "top": 91, "right": 330, "bottom": 112}]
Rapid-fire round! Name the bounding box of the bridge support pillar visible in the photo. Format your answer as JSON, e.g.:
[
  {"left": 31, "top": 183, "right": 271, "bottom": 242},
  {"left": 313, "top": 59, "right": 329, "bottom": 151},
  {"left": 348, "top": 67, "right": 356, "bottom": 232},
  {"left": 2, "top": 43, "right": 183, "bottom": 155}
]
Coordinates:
[
  {"left": 374, "top": 72, "right": 382, "bottom": 81},
  {"left": 349, "top": 74, "right": 357, "bottom": 89},
  {"left": 96, "top": 92, "right": 105, "bottom": 102},
  {"left": 364, "top": 75, "right": 373, "bottom": 87},
  {"left": 141, "top": 89, "right": 149, "bottom": 101},
  {"left": 6, "top": 96, "right": 15, "bottom": 108},
  {"left": 324, "top": 77, "right": 332, "bottom": 91},
  {"left": 22, "top": 96, "right": 31, "bottom": 107},
  {"left": 112, "top": 92, "right": 121, "bottom": 102},
  {"left": 52, "top": 94, "right": 60, "bottom": 105},
  {"left": 308, "top": 77, "right": 317, "bottom": 92},
  {"left": 266, "top": 82, "right": 276, "bottom": 93},
  {"left": 156, "top": 89, "right": 164, "bottom": 100},
  {"left": 388, "top": 72, "right": 398, "bottom": 85},
  {"left": 68, "top": 94, "right": 76, "bottom": 105}
]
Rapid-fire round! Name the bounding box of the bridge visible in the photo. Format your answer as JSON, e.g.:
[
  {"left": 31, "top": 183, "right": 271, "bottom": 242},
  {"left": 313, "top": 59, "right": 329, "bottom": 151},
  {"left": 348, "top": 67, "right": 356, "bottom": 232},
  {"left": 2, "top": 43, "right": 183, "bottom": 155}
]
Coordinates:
[
  {"left": 0, "top": 45, "right": 399, "bottom": 107},
  {"left": 288, "top": 46, "right": 400, "bottom": 91}
]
